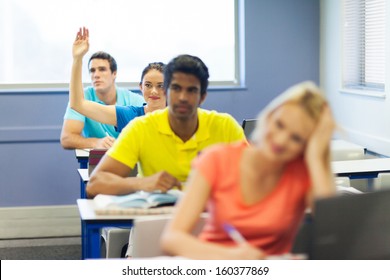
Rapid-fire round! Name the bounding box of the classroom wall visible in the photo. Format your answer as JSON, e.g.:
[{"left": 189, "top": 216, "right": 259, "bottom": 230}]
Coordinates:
[
  {"left": 320, "top": 0, "right": 390, "bottom": 156},
  {"left": 0, "top": 0, "right": 320, "bottom": 207}
]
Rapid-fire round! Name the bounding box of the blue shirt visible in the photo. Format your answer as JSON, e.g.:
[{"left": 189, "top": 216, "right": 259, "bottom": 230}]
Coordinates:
[
  {"left": 63, "top": 86, "right": 144, "bottom": 138},
  {"left": 115, "top": 105, "right": 145, "bottom": 132}
]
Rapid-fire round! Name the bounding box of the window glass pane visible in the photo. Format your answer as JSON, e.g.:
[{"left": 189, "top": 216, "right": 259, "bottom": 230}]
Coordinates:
[{"left": 0, "top": 0, "right": 239, "bottom": 88}]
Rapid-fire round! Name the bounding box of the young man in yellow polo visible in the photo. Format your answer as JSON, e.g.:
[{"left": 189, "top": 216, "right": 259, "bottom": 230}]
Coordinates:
[{"left": 86, "top": 54, "right": 246, "bottom": 197}]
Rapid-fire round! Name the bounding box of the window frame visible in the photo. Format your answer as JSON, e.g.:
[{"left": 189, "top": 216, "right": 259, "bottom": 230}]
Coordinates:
[{"left": 0, "top": 0, "right": 245, "bottom": 93}]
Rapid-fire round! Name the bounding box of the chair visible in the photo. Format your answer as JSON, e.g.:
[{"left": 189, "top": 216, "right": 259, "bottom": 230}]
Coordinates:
[
  {"left": 132, "top": 214, "right": 208, "bottom": 258},
  {"left": 100, "top": 227, "right": 132, "bottom": 258},
  {"left": 241, "top": 119, "right": 256, "bottom": 139},
  {"left": 87, "top": 149, "right": 138, "bottom": 258},
  {"left": 334, "top": 176, "right": 350, "bottom": 187},
  {"left": 374, "top": 172, "right": 390, "bottom": 190}
]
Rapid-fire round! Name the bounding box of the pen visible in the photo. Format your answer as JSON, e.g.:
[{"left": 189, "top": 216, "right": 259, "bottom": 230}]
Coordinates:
[
  {"left": 105, "top": 132, "right": 110, "bottom": 137},
  {"left": 222, "top": 223, "right": 246, "bottom": 244}
]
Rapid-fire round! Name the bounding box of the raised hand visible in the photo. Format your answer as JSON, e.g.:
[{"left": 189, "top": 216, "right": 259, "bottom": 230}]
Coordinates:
[{"left": 73, "top": 27, "right": 89, "bottom": 59}]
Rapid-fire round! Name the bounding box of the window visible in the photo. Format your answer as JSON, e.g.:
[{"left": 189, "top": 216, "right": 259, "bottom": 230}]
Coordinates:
[
  {"left": 0, "top": 0, "right": 243, "bottom": 90},
  {"left": 342, "top": 0, "right": 386, "bottom": 96}
]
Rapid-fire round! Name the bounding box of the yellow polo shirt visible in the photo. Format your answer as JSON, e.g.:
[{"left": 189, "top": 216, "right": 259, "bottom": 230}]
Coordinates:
[{"left": 107, "top": 108, "right": 245, "bottom": 183}]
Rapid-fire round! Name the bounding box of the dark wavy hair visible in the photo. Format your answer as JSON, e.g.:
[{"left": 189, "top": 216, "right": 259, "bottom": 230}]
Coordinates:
[{"left": 140, "top": 62, "right": 165, "bottom": 85}]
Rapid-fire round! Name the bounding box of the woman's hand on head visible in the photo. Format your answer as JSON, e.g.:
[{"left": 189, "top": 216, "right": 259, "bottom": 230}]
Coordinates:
[{"left": 305, "top": 105, "right": 336, "bottom": 164}]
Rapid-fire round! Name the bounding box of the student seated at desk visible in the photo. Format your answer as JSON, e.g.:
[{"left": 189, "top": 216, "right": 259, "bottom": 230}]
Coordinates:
[
  {"left": 161, "top": 81, "right": 337, "bottom": 259},
  {"left": 60, "top": 27, "right": 146, "bottom": 150},
  {"left": 87, "top": 54, "right": 247, "bottom": 258},
  {"left": 68, "top": 27, "right": 167, "bottom": 135},
  {"left": 86, "top": 54, "right": 246, "bottom": 197}
]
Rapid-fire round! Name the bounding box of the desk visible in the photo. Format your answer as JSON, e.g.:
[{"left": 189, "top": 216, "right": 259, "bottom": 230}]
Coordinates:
[
  {"left": 77, "top": 170, "right": 89, "bottom": 259},
  {"left": 75, "top": 149, "right": 90, "bottom": 169},
  {"left": 332, "top": 158, "right": 390, "bottom": 179},
  {"left": 78, "top": 168, "right": 89, "bottom": 198},
  {"left": 330, "top": 139, "right": 365, "bottom": 161},
  {"left": 77, "top": 199, "right": 171, "bottom": 259}
]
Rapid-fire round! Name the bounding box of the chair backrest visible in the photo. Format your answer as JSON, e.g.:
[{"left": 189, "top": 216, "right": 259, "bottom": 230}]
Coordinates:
[
  {"left": 132, "top": 214, "right": 207, "bottom": 258},
  {"left": 88, "top": 149, "right": 107, "bottom": 176},
  {"left": 241, "top": 119, "right": 256, "bottom": 139},
  {"left": 88, "top": 148, "right": 138, "bottom": 177}
]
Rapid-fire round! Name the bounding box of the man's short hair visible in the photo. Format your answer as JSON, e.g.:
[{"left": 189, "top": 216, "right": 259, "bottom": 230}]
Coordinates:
[
  {"left": 164, "top": 54, "right": 209, "bottom": 96},
  {"left": 88, "top": 51, "right": 118, "bottom": 73}
]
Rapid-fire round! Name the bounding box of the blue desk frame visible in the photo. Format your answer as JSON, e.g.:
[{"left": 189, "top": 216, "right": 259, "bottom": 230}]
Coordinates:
[
  {"left": 81, "top": 219, "right": 133, "bottom": 259},
  {"left": 75, "top": 149, "right": 89, "bottom": 169},
  {"left": 77, "top": 199, "right": 134, "bottom": 259}
]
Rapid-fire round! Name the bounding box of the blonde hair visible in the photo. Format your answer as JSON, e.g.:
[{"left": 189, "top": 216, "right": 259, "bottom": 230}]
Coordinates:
[{"left": 251, "top": 81, "right": 327, "bottom": 143}]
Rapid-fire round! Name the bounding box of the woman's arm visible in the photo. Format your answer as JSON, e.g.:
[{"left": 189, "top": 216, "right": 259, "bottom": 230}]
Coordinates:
[
  {"left": 160, "top": 169, "right": 265, "bottom": 260},
  {"left": 305, "top": 106, "right": 337, "bottom": 209},
  {"left": 69, "top": 27, "right": 117, "bottom": 126}
]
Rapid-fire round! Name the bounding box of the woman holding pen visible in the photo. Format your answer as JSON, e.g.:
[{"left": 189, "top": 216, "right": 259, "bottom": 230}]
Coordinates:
[
  {"left": 161, "top": 81, "right": 336, "bottom": 259},
  {"left": 69, "top": 27, "right": 167, "bottom": 137}
]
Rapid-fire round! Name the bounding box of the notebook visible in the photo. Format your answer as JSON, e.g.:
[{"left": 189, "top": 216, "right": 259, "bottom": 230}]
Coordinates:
[
  {"left": 93, "top": 190, "right": 183, "bottom": 215},
  {"left": 241, "top": 119, "right": 256, "bottom": 139},
  {"left": 309, "top": 189, "right": 390, "bottom": 260}
]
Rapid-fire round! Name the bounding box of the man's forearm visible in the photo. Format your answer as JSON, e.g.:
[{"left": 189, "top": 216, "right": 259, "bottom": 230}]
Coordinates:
[{"left": 61, "top": 133, "right": 99, "bottom": 149}]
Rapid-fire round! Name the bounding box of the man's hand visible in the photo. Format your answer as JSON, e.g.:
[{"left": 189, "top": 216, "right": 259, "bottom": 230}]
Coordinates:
[
  {"left": 141, "top": 171, "right": 182, "bottom": 193},
  {"left": 94, "top": 135, "right": 115, "bottom": 149},
  {"left": 73, "top": 27, "right": 89, "bottom": 59}
]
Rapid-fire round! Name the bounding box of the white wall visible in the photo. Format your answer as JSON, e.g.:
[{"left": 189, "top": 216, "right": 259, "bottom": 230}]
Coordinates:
[{"left": 320, "top": 0, "right": 390, "bottom": 156}]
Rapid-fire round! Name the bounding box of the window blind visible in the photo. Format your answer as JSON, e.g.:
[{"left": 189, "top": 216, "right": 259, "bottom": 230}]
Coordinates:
[{"left": 343, "top": 0, "right": 386, "bottom": 92}]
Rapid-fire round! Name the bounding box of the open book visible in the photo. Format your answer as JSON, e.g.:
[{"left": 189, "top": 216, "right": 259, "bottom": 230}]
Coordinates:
[{"left": 93, "top": 190, "right": 183, "bottom": 215}]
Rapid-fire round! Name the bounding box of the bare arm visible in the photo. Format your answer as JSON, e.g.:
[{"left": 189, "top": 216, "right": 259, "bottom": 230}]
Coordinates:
[
  {"left": 60, "top": 119, "right": 115, "bottom": 149},
  {"left": 69, "top": 27, "right": 117, "bottom": 126},
  {"left": 86, "top": 155, "right": 182, "bottom": 198},
  {"left": 160, "top": 170, "right": 265, "bottom": 260},
  {"left": 305, "top": 106, "right": 337, "bottom": 209}
]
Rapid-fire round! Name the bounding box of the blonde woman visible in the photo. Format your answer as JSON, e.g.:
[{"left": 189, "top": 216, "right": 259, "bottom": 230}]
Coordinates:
[{"left": 161, "top": 81, "right": 336, "bottom": 259}]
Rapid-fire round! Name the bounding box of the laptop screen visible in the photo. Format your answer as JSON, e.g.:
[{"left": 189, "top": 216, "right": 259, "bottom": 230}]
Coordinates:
[{"left": 310, "top": 189, "right": 390, "bottom": 260}]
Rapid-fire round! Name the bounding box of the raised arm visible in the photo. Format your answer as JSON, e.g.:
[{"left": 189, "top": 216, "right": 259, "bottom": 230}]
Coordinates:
[
  {"left": 69, "top": 27, "right": 117, "bottom": 126},
  {"left": 305, "top": 105, "right": 337, "bottom": 209}
]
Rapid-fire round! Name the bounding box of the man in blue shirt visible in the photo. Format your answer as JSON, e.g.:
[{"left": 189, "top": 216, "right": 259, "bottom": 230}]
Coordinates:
[{"left": 61, "top": 30, "right": 144, "bottom": 149}]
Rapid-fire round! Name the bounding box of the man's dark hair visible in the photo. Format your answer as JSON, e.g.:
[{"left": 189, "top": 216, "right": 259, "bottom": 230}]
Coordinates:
[
  {"left": 164, "top": 54, "right": 209, "bottom": 96},
  {"left": 88, "top": 51, "right": 117, "bottom": 73}
]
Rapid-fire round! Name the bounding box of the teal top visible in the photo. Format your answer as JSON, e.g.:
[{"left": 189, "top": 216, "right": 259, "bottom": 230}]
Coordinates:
[{"left": 63, "top": 86, "right": 144, "bottom": 138}]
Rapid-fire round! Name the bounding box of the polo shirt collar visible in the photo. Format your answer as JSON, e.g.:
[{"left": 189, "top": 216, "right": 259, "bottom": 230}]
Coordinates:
[{"left": 157, "top": 108, "right": 210, "bottom": 143}]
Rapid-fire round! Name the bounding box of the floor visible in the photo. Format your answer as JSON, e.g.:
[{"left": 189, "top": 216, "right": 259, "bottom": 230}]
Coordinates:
[{"left": 0, "top": 236, "right": 81, "bottom": 260}]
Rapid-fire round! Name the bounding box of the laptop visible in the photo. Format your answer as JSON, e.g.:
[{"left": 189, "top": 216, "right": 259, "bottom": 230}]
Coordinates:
[
  {"left": 241, "top": 119, "right": 256, "bottom": 139},
  {"left": 309, "top": 189, "right": 390, "bottom": 259}
]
